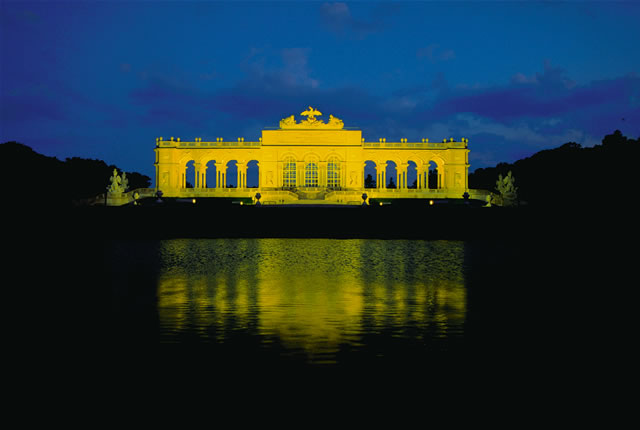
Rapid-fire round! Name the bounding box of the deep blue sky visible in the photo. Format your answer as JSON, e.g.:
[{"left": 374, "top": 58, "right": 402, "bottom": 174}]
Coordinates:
[{"left": 2, "top": 1, "right": 639, "bottom": 183}]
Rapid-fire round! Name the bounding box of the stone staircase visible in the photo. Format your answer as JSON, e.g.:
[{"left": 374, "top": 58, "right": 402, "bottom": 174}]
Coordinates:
[{"left": 296, "top": 188, "right": 326, "bottom": 200}]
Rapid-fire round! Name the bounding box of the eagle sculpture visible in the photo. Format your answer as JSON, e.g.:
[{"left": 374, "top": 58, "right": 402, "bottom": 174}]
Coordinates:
[{"left": 301, "top": 106, "right": 322, "bottom": 121}]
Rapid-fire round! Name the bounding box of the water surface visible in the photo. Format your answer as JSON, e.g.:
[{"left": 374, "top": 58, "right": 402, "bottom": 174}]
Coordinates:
[{"left": 109, "top": 238, "right": 472, "bottom": 364}]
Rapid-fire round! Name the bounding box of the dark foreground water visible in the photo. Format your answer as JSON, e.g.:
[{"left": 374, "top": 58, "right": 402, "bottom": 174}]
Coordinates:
[{"left": 105, "top": 237, "right": 534, "bottom": 365}]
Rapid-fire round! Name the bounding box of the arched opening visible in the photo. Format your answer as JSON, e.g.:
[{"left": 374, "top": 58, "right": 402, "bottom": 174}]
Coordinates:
[
  {"left": 247, "top": 160, "right": 259, "bottom": 188},
  {"left": 407, "top": 161, "right": 418, "bottom": 189},
  {"left": 305, "top": 161, "right": 319, "bottom": 187},
  {"left": 226, "top": 160, "right": 238, "bottom": 188},
  {"left": 206, "top": 160, "right": 217, "bottom": 188},
  {"left": 327, "top": 156, "right": 341, "bottom": 189},
  {"left": 385, "top": 160, "right": 398, "bottom": 189},
  {"left": 184, "top": 160, "right": 196, "bottom": 188},
  {"left": 364, "top": 160, "right": 377, "bottom": 189},
  {"left": 428, "top": 161, "right": 439, "bottom": 189}
]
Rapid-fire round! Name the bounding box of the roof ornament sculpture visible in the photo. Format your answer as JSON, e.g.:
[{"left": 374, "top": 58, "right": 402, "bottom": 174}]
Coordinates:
[
  {"left": 279, "top": 106, "right": 344, "bottom": 129},
  {"left": 301, "top": 106, "right": 322, "bottom": 121}
]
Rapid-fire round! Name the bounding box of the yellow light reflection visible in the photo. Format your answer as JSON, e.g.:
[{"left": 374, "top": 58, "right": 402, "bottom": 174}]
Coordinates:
[{"left": 156, "top": 239, "right": 466, "bottom": 359}]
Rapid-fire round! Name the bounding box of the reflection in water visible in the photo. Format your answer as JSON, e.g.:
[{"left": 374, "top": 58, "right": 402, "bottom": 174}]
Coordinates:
[{"left": 155, "top": 239, "right": 466, "bottom": 362}]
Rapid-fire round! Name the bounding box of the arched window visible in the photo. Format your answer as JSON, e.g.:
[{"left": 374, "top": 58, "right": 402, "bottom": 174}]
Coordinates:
[
  {"left": 327, "top": 157, "right": 341, "bottom": 189},
  {"left": 283, "top": 156, "right": 296, "bottom": 187},
  {"left": 305, "top": 162, "right": 318, "bottom": 187}
]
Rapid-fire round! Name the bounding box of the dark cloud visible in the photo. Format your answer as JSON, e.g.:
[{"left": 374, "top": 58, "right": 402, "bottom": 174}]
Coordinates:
[
  {"left": 319, "top": 2, "right": 397, "bottom": 39},
  {"left": 1, "top": 92, "right": 67, "bottom": 123},
  {"left": 424, "top": 64, "right": 639, "bottom": 130},
  {"left": 416, "top": 44, "right": 456, "bottom": 63},
  {"left": 125, "top": 58, "right": 638, "bottom": 169}
]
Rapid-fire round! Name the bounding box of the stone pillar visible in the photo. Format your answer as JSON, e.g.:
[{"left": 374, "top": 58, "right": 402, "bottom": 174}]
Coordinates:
[
  {"left": 194, "top": 163, "right": 202, "bottom": 188},
  {"left": 343, "top": 161, "right": 348, "bottom": 189},
  {"left": 215, "top": 163, "right": 224, "bottom": 188},
  {"left": 297, "top": 161, "right": 304, "bottom": 187},
  {"left": 380, "top": 163, "right": 387, "bottom": 189},
  {"left": 237, "top": 162, "right": 246, "bottom": 189},
  {"left": 217, "top": 163, "right": 228, "bottom": 188},
  {"left": 362, "top": 162, "right": 367, "bottom": 190},
  {"left": 201, "top": 165, "right": 208, "bottom": 189},
  {"left": 319, "top": 161, "right": 327, "bottom": 187},
  {"left": 399, "top": 163, "right": 408, "bottom": 189}
]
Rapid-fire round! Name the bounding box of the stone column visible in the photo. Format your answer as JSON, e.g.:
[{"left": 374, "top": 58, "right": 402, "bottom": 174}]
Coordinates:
[
  {"left": 219, "top": 163, "right": 229, "bottom": 188},
  {"left": 319, "top": 161, "right": 327, "bottom": 188},
  {"left": 342, "top": 161, "right": 347, "bottom": 189},
  {"left": 399, "top": 163, "right": 408, "bottom": 189},
  {"left": 237, "top": 162, "right": 246, "bottom": 189},
  {"left": 215, "top": 162, "right": 224, "bottom": 188},
  {"left": 362, "top": 162, "right": 367, "bottom": 190},
  {"left": 297, "top": 161, "right": 304, "bottom": 187},
  {"left": 380, "top": 163, "right": 387, "bottom": 189},
  {"left": 201, "top": 165, "right": 208, "bottom": 189},
  {"left": 194, "top": 163, "right": 202, "bottom": 188}
]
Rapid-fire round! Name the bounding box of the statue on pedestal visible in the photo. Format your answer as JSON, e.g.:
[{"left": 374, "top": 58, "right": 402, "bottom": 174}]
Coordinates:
[
  {"left": 496, "top": 171, "right": 518, "bottom": 207},
  {"left": 108, "top": 168, "right": 124, "bottom": 194},
  {"left": 121, "top": 172, "right": 129, "bottom": 192}
]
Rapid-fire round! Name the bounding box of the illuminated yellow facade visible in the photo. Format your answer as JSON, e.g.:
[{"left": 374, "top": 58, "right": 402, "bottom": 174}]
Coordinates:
[{"left": 154, "top": 107, "right": 488, "bottom": 204}]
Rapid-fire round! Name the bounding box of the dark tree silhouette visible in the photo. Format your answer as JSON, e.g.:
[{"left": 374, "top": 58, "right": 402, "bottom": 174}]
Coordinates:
[
  {"left": 364, "top": 173, "right": 376, "bottom": 188},
  {"left": 387, "top": 177, "right": 396, "bottom": 189},
  {"left": 468, "top": 130, "right": 639, "bottom": 206},
  {"left": 1, "top": 141, "right": 151, "bottom": 206},
  {"left": 428, "top": 169, "right": 438, "bottom": 189}
]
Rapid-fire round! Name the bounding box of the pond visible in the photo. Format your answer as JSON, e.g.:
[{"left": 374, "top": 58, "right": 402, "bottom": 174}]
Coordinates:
[{"left": 106, "top": 238, "right": 521, "bottom": 365}]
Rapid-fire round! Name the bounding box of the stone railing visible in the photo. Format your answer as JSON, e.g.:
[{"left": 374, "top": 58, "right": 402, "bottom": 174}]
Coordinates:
[
  {"left": 157, "top": 140, "right": 260, "bottom": 148},
  {"left": 363, "top": 141, "right": 467, "bottom": 149},
  {"left": 157, "top": 140, "right": 467, "bottom": 149}
]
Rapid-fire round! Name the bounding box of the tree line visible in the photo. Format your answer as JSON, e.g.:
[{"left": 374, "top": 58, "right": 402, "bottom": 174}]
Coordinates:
[
  {"left": 1, "top": 141, "right": 151, "bottom": 207},
  {"left": 469, "top": 130, "right": 639, "bottom": 206}
]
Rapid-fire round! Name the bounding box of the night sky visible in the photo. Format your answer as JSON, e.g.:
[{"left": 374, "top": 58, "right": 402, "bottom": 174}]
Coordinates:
[{"left": 2, "top": 1, "right": 639, "bottom": 185}]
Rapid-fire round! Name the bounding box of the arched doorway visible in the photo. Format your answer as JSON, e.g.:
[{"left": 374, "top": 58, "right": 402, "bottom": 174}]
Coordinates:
[
  {"left": 428, "top": 161, "right": 439, "bottom": 189},
  {"left": 206, "top": 160, "right": 217, "bottom": 188},
  {"left": 364, "top": 160, "right": 377, "bottom": 189},
  {"left": 385, "top": 160, "right": 398, "bottom": 189},
  {"left": 184, "top": 160, "right": 196, "bottom": 188},
  {"left": 247, "top": 160, "right": 259, "bottom": 188},
  {"left": 226, "top": 160, "right": 238, "bottom": 188},
  {"left": 407, "top": 160, "right": 418, "bottom": 189}
]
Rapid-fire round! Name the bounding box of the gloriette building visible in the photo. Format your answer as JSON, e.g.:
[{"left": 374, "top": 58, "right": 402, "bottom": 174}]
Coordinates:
[{"left": 154, "top": 107, "right": 488, "bottom": 204}]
